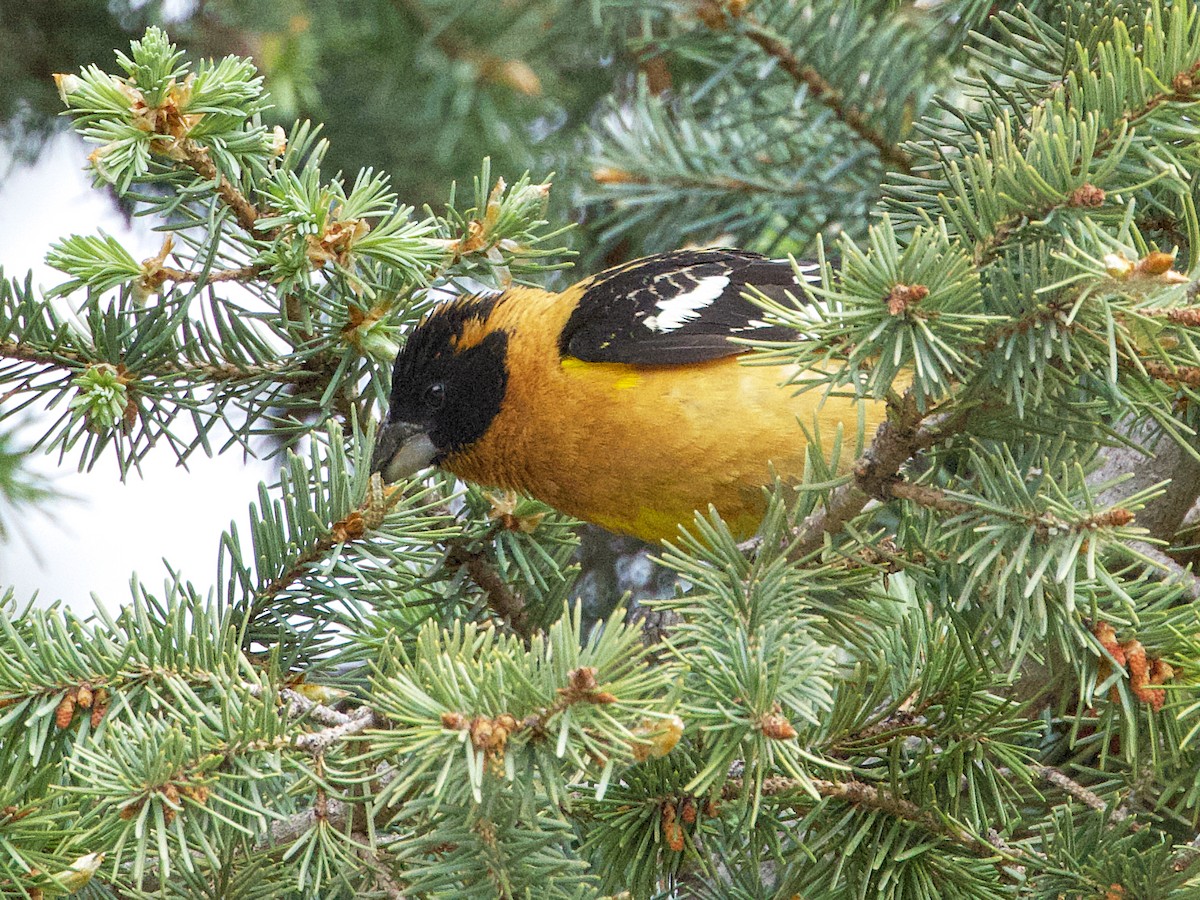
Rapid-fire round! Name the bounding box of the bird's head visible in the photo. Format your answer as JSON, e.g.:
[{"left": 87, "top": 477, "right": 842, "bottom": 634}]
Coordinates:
[{"left": 370, "top": 295, "right": 509, "bottom": 483}]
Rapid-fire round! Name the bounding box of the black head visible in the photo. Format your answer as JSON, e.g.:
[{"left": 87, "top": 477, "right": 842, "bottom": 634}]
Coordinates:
[{"left": 370, "top": 295, "right": 509, "bottom": 482}]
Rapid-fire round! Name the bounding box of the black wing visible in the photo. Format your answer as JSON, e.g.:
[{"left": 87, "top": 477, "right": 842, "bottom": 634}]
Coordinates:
[{"left": 557, "top": 249, "right": 817, "bottom": 365}]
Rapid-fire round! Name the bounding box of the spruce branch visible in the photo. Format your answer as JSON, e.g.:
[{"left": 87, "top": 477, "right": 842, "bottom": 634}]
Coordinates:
[
  {"left": 894, "top": 6, "right": 1200, "bottom": 266},
  {"left": 0, "top": 339, "right": 324, "bottom": 385},
  {"left": 150, "top": 263, "right": 268, "bottom": 285},
  {"left": 888, "top": 478, "right": 1138, "bottom": 538},
  {"left": 974, "top": 181, "right": 1106, "bottom": 269},
  {"left": 248, "top": 475, "right": 402, "bottom": 610}
]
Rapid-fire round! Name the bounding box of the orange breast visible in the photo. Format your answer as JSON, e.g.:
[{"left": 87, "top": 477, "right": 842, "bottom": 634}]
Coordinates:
[{"left": 443, "top": 287, "right": 889, "bottom": 543}]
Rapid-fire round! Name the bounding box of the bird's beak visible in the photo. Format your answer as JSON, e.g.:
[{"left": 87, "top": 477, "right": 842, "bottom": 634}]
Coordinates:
[{"left": 370, "top": 421, "right": 438, "bottom": 483}]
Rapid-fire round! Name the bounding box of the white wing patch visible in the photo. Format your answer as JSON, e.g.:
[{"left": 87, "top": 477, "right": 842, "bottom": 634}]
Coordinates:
[{"left": 642, "top": 275, "right": 730, "bottom": 333}]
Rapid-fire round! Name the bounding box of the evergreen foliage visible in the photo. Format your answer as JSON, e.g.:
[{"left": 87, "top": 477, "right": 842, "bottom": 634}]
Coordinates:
[{"left": 3, "top": 2, "right": 1200, "bottom": 897}]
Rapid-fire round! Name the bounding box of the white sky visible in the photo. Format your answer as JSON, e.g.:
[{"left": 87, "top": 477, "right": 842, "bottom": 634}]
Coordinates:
[{"left": 0, "top": 132, "right": 275, "bottom": 612}]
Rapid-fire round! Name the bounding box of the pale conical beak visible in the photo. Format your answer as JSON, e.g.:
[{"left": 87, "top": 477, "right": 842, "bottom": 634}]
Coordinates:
[{"left": 370, "top": 421, "right": 438, "bottom": 483}]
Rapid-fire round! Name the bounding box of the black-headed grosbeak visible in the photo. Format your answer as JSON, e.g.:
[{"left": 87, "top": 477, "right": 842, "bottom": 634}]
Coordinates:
[{"left": 370, "top": 249, "right": 889, "bottom": 543}]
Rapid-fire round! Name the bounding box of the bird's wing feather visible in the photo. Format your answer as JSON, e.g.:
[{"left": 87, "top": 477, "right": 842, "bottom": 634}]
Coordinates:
[{"left": 558, "top": 249, "right": 817, "bottom": 365}]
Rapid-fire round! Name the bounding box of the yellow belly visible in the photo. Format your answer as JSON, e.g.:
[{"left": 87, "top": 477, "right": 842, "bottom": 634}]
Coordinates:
[{"left": 446, "top": 351, "right": 888, "bottom": 543}]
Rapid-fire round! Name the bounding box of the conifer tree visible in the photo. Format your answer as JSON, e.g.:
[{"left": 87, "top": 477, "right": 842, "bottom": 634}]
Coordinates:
[{"left": 4, "top": 3, "right": 1200, "bottom": 898}]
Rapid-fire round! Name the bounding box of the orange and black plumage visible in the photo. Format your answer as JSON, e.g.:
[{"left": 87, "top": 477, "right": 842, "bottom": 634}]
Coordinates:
[{"left": 370, "top": 249, "right": 890, "bottom": 543}]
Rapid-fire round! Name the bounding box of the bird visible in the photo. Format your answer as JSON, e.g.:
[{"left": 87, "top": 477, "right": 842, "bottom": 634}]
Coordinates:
[{"left": 370, "top": 249, "right": 891, "bottom": 543}]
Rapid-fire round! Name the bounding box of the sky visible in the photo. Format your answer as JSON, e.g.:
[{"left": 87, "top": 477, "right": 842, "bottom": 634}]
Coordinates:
[{"left": 0, "top": 132, "right": 275, "bottom": 612}]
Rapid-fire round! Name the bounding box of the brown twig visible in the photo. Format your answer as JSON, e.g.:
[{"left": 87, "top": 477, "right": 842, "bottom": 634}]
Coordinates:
[
  {"left": 248, "top": 485, "right": 531, "bottom": 642},
  {"left": 446, "top": 540, "right": 531, "bottom": 638},
  {"left": 1034, "top": 765, "right": 1131, "bottom": 826},
  {"left": 723, "top": 775, "right": 1016, "bottom": 862},
  {"left": 0, "top": 340, "right": 91, "bottom": 369},
  {"left": 739, "top": 21, "right": 913, "bottom": 175},
  {"left": 180, "top": 145, "right": 265, "bottom": 237},
  {"left": 252, "top": 480, "right": 404, "bottom": 609},
  {"left": 785, "top": 394, "right": 959, "bottom": 560},
  {"left": 156, "top": 263, "right": 268, "bottom": 284},
  {"left": 886, "top": 480, "right": 973, "bottom": 515},
  {"left": 255, "top": 538, "right": 345, "bottom": 604},
  {"left": 1142, "top": 359, "right": 1200, "bottom": 388},
  {"left": 890, "top": 479, "right": 1135, "bottom": 538},
  {"left": 177, "top": 137, "right": 325, "bottom": 355}
]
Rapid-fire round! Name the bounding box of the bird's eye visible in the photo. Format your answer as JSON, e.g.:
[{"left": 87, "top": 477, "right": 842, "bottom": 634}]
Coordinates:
[{"left": 423, "top": 381, "right": 446, "bottom": 410}]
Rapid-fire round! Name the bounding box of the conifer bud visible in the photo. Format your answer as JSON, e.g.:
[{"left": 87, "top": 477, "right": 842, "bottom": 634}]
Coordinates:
[
  {"left": 48, "top": 852, "right": 105, "bottom": 894},
  {"left": 69, "top": 364, "right": 130, "bottom": 433},
  {"left": 53, "top": 73, "right": 83, "bottom": 105},
  {"left": 631, "top": 714, "right": 683, "bottom": 761}
]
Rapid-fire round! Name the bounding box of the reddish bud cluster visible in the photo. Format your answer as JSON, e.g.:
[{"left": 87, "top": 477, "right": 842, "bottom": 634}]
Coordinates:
[
  {"left": 54, "top": 682, "right": 109, "bottom": 729},
  {"left": 441, "top": 710, "right": 521, "bottom": 773},
  {"left": 1068, "top": 183, "right": 1106, "bottom": 207},
  {"left": 758, "top": 704, "right": 798, "bottom": 740},
  {"left": 329, "top": 510, "right": 367, "bottom": 544},
  {"left": 661, "top": 802, "right": 685, "bottom": 852},
  {"left": 886, "top": 283, "right": 929, "bottom": 316},
  {"left": 119, "top": 781, "right": 208, "bottom": 824},
  {"left": 558, "top": 666, "right": 618, "bottom": 705},
  {"left": 1093, "top": 622, "right": 1174, "bottom": 711},
  {"left": 659, "top": 794, "right": 722, "bottom": 853},
  {"left": 305, "top": 218, "right": 370, "bottom": 270},
  {"left": 1083, "top": 508, "right": 1135, "bottom": 529}
]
